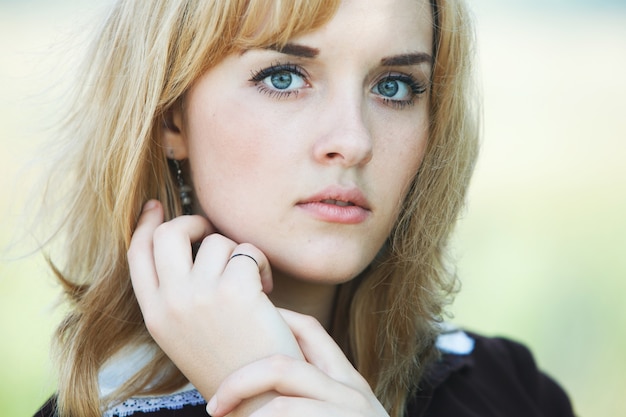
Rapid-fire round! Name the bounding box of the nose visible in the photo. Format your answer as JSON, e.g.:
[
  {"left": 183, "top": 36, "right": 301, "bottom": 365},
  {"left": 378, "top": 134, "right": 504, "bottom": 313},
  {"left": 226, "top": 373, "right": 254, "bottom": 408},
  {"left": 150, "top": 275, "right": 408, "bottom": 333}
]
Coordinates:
[{"left": 312, "top": 94, "right": 374, "bottom": 168}]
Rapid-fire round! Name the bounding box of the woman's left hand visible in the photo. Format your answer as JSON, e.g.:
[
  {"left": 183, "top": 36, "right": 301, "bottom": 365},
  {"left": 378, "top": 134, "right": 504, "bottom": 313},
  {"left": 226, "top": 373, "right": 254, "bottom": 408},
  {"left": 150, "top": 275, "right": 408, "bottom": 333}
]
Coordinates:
[{"left": 206, "top": 309, "right": 389, "bottom": 417}]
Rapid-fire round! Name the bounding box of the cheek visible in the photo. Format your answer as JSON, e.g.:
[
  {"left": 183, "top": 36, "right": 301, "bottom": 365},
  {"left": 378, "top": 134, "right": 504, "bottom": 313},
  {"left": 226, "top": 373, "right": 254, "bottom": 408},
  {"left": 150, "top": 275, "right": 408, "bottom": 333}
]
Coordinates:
[
  {"left": 376, "top": 121, "right": 429, "bottom": 222},
  {"left": 182, "top": 95, "right": 306, "bottom": 237},
  {"left": 185, "top": 101, "right": 269, "bottom": 191},
  {"left": 377, "top": 116, "right": 429, "bottom": 185},
  {"left": 402, "top": 112, "right": 430, "bottom": 171}
]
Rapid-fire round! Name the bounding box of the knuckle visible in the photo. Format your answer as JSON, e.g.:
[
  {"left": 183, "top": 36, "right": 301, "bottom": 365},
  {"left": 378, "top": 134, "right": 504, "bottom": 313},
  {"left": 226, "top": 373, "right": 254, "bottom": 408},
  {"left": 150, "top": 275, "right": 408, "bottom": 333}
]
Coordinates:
[
  {"left": 267, "top": 354, "right": 292, "bottom": 375},
  {"left": 152, "top": 221, "right": 176, "bottom": 242},
  {"left": 201, "top": 233, "right": 230, "bottom": 246},
  {"left": 266, "top": 396, "right": 291, "bottom": 415},
  {"left": 234, "top": 242, "right": 259, "bottom": 257},
  {"left": 200, "top": 234, "right": 217, "bottom": 247},
  {"left": 219, "top": 372, "right": 237, "bottom": 393}
]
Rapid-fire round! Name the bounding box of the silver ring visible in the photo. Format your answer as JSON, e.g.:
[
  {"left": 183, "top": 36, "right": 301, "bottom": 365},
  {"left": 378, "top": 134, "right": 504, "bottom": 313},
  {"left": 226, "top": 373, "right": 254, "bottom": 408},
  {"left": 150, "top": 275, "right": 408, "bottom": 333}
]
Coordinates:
[{"left": 228, "top": 253, "right": 259, "bottom": 268}]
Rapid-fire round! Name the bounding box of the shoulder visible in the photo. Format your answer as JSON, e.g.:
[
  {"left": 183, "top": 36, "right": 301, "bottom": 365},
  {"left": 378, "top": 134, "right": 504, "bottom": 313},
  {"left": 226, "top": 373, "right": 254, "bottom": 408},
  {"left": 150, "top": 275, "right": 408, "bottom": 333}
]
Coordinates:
[
  {"left": 34, "top": 396, "right": 56, "bottom": 417},
  {"left": 407, "top": 327, "right": 576, "bottom": 417}
]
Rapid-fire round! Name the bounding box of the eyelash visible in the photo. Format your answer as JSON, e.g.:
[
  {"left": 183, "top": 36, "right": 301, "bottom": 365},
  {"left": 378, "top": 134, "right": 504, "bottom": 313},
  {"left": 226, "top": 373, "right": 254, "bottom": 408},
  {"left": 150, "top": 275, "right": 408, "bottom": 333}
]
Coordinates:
[
  {"left": 249, "top": 62, "right": 307, "bottom": 99},
  {"left": 249, "top": 63, "right": 427, "bottom": 108},
  {"left": 377, "top": 72, "right": 428, "bottom": 110}
]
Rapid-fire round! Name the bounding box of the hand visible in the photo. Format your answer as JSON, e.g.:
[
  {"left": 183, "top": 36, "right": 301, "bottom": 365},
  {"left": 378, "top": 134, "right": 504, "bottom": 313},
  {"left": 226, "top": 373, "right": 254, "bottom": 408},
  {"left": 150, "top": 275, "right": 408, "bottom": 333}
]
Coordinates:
[
  {"left": 127, "top": 200, "right": 303, "bottom": 401},
  {"left": 207, "top": 309, "right": 390, "bottom": 417}
]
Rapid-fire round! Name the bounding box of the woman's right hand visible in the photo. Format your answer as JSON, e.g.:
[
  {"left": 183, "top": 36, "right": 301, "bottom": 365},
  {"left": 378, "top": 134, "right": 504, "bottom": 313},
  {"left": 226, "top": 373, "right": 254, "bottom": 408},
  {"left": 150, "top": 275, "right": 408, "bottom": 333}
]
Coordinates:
[{"left": 127, "top": 200, "right": 303, "bottom": 403}]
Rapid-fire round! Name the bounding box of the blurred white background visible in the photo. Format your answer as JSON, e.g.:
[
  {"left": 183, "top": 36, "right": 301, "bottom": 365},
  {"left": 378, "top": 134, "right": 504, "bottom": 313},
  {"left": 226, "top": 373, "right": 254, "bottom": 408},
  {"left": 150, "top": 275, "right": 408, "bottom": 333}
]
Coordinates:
[{"left": 1, "top": 1, "right": 625, "bottom": 415}]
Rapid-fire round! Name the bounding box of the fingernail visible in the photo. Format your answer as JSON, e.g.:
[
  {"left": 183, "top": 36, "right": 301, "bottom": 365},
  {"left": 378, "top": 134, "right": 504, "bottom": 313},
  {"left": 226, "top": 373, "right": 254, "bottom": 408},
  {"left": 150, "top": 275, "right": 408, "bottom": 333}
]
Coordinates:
[
  {"left": 143, "top": 200, "right": 158, "bottom": 211},
  {"left": 206, "top": 396, "right": 217, "bottom": 416}
]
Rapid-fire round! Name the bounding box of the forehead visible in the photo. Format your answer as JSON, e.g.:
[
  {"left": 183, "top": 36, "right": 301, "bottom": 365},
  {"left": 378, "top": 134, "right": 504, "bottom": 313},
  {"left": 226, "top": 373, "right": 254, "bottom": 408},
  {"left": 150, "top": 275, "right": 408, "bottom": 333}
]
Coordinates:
[{"left": 291, "top": 0, "right": 433, "bottom": 56}]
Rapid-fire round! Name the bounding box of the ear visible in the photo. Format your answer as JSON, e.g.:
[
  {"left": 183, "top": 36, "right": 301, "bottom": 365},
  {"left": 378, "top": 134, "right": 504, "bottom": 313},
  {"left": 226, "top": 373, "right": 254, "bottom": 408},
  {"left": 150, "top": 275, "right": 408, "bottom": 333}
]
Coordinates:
[{"left": 160, "top": 104, "right": 188, "bottom": 160}]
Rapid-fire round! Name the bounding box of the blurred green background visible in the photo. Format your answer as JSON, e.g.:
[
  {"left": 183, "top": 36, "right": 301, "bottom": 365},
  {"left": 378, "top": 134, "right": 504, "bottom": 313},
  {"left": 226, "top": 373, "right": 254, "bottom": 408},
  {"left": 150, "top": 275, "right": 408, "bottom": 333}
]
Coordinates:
[{"left": 1, "top": 1, "right": 625, "bottom": 416}]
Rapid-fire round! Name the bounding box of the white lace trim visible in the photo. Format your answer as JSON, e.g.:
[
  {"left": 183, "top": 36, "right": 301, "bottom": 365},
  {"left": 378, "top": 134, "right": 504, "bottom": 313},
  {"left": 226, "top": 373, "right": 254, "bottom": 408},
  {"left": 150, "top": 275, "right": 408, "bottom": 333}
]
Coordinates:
[
  {"left": 99, "top": 344, "right": 204, "bottom": 416},
  {"left": 103, "top": 389, "right": 206, "bottom": 417}
]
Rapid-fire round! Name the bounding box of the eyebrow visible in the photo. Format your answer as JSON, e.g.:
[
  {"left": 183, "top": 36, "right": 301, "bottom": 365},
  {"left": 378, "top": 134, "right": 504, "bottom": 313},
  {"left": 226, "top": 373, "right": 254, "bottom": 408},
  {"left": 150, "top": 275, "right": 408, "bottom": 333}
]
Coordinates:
[
  {"left": 266, "top": 43, "right": 320, "bottom": 58},
  {"left": 260, "top": 44, "right": 431, "bottom": 67},
  {"left": 381, "top": 53, "right": 433, "bottom": 67}
]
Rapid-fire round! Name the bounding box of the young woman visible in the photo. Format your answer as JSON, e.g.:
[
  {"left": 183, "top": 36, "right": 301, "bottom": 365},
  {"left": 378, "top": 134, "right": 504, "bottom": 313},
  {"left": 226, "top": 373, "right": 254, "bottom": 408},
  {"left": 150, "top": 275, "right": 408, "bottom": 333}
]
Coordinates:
[{"left": 35, "top": 0, "right": 575, "bottom": 416}]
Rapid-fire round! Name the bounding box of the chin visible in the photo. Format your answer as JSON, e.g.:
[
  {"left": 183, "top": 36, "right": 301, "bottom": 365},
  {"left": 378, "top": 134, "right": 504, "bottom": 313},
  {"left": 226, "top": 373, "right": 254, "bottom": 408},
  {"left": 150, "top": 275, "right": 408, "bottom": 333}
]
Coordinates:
[{"left": 270, "top": 253, "right": 373, "bottom": 285}]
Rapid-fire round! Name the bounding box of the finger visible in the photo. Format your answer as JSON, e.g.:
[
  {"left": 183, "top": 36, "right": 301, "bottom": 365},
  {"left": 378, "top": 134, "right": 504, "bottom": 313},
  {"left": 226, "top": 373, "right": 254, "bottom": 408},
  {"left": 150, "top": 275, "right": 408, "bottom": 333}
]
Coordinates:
[
  {"left": 207, "top": 355, "right": 354, "bottom": 417},
  {"left": 190, "top": 233, "right": 237, "bottom": 279},
  {"left": 249, "top": 397, "right": 352, "bottom": 417},
  {"left": 128, "top": 200, "right": 164, "bottom": 307},
  {"left": 223, "top": 243, "right": 273, "bottom": 294},
  {"left": 152, "top": 215, "right": 214, "bottom": 286},
  {"left": 278, "top": 309, "right": 368, "bottom": 388}
]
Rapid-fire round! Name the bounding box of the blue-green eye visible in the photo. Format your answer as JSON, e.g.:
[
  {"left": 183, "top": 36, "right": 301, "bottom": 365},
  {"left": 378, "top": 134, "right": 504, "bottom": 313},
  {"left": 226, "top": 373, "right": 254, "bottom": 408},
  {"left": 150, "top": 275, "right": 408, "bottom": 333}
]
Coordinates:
[
  {"left": 376, "top": 79, "right": 403, "bottom": 98},
  {"left": 250, "top": 64, "right": 308, "bottom": 95},
  {"left": 269, "top": 71, "right": 297, "bottom": 90},
  {"left": 371, "top": 74, "right": 426, "bottom": 107}
]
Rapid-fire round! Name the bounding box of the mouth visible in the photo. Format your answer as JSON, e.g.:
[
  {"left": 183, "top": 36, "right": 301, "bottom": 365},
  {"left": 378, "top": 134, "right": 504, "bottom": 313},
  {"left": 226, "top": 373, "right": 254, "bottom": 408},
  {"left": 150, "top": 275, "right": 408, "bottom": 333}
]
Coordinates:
[
  {"left": 296, "top": 187, "right": 371, "bottom": 224},
  {"left": 319, "top": 199, "right": 356, "bottom": 207}
]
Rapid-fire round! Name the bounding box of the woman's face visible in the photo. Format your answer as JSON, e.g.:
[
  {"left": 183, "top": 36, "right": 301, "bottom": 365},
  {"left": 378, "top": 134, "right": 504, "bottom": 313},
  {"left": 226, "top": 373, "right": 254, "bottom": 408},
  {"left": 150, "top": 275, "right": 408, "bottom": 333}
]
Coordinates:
[{"left": 168, "top": 0, "right": 433, "bottom": 284}]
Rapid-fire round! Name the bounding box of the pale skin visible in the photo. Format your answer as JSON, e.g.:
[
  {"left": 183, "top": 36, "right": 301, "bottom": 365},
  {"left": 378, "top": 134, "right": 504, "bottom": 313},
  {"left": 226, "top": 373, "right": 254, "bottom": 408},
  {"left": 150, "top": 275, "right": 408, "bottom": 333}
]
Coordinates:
[{"left": 128, "top": 0, "right": 433, "bottom": 415}]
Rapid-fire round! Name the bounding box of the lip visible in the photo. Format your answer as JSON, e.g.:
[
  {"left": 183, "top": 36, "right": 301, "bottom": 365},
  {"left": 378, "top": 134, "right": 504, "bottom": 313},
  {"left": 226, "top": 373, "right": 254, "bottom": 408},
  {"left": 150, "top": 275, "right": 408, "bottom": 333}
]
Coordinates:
[{"left": 296, "top": 186, "right": 371, "bottom": 224}]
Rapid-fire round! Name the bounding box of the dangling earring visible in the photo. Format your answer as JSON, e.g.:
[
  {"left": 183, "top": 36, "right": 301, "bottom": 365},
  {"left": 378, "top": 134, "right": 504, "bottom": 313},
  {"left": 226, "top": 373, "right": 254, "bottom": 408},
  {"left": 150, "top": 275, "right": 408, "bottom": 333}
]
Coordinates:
[{"left": 171, "top": 159, "right": 193, "bottom": 215}]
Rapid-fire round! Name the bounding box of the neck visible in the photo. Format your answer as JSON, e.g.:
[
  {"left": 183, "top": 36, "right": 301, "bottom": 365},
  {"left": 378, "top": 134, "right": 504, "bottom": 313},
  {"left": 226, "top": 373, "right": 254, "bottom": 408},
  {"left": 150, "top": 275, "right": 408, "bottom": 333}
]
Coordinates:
[{"left": 268, "top": 273, "right": 338, "bottom": 330}]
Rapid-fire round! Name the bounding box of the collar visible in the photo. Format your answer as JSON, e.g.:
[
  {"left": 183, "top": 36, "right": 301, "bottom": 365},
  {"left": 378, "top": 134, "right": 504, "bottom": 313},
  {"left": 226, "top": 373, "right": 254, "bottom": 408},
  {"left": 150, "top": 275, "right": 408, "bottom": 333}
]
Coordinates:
[
  {"left": 407, "top": 326, "right": 476, "bottom": 416},
  {"left": 97, "top": 326, "right": 475, "bottom": 416},
  {"left": 99, "top": 344, "right": 202, "bottom": 416}
]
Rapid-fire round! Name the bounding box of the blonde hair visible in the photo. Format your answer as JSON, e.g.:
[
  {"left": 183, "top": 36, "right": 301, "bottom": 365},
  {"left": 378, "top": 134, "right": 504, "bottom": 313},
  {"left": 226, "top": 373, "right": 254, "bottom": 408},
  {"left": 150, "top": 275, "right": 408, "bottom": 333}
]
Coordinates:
[
  {"left": 334, "top": 1, "right": 479, "bottom": 414},
  {"left": 43, "top": 0, "right": 478, "bottom": 416}
]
